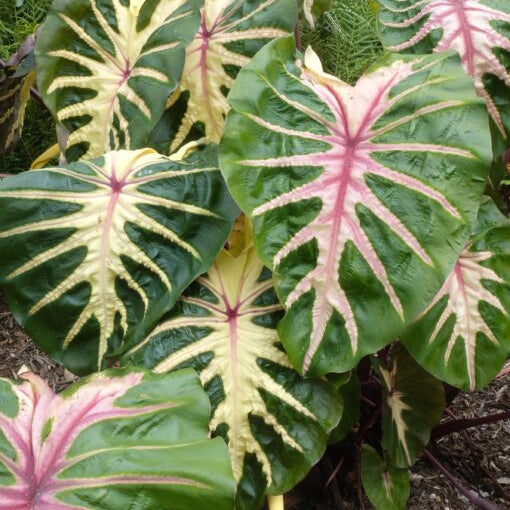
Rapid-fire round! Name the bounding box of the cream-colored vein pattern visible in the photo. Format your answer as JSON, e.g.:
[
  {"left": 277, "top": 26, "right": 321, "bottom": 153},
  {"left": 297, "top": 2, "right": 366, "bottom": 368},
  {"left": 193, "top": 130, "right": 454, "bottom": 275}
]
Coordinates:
[
  {"left": 379, "top": 0, "right": 510, "bottom": 137},
  {"left": 379, "top": 346, "right": 444, "bottom": 468},
  {"left": 40, "top": 0, "right": 198, "bottom": 159},
  {"left": 129, "top": 247, "right": 319, "bottom": 485},
  {"left": 380, "top": 362, "right": 412, "bottom": 466},
  {"left": 418, "top": 247, "right": 507, "bottom": 390},
  {"left": 0, "top": 149, "right": 216, "bottom": 369},
  {"left": 234, "top": 49, "right": 480, "bottom": 374},
  {"left": 166, "top": 0, "right": 293, "bottom": 152}
]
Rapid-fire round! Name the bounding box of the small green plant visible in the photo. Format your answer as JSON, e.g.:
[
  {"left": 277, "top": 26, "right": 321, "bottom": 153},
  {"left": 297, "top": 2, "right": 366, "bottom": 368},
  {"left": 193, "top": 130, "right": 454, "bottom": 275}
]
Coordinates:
[{"left": 0, "top": 0, "right": 509, "bottom": 509}]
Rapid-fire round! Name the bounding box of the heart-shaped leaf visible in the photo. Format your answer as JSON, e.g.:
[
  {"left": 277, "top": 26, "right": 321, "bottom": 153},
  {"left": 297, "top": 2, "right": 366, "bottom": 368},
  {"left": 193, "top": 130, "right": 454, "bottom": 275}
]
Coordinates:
[
  {"left": 124, "top": 233, "right": 342, "bottom": 509},
  {"left": 380, "top": 344, "right": 445, "bottom": 468},
  {"left": 0, "top": 146, "right": 237, "bottom": 374},
  {"left": 377, "top": 0, "right": 510, "bottom": 139},
  {"left": 361, "top": 444, "right": 410, "bottom": 510},
  {"left": 402, "top": 197, "right": 510, "bottom": 390},
  {"left": 36, "top": 0, "right": 203, "bottom": 161},
  {"left": 149, "top": 0, "right": 297, "bottom": 155},
  {"left": 220, "top": 36, "right": 491, "bottom": 377},
  {"left": 0, "top": 367, "right": 235, "bottom": 509}
]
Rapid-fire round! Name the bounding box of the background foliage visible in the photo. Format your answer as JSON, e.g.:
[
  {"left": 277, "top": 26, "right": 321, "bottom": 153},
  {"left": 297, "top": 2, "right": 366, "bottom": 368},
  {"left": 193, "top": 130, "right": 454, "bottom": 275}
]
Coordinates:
[
  {"left": 0, "top": 0, "right": 55, "bottom": 174},
  {"left": 302, "top": 0, "right": 382, "bottom": 83}
]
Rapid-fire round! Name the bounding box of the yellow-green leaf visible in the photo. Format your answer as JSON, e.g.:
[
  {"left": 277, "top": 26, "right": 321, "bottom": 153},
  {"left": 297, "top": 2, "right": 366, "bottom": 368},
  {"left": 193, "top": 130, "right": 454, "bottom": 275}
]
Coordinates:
[
  {"left": 125, "top": 238, "right": 341, "bottom": 509},
  {"left": 36, "top": 0, "right": 203, "bottom": 161}
]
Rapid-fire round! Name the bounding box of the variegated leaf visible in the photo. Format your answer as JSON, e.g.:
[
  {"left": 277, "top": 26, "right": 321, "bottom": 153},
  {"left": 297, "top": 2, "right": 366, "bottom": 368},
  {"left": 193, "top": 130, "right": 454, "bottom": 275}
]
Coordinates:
[
  {"left": 361, "top": 444, "right": 410, "bottom": 510},
  {"left": 0, "top": 367, "right": 235, "bottom": 510},
  {"left": 402, "top": 197, "right": 510, "bottom": 390},
  {"left": 0, "top": 34, "right": 36, "bottom": 155},
  {"left": 35, "top": 0, "right": 203, "bottom": 161},
  {"left": 380, "top": 344, "right": 445, "bottom": 468},
  {"left": 124, "top": 237, "right": 342, "bottom": 510},
  {"left": 377, "top": 0, "right": 510, "bottom": 139},
  {"left": 149, "top": 0, "right": 297, "bottom": 154},
  {"left": 0, "top": 146, "right": 237, "bottom": 374},
  {"left": 220, "top": 36, "right": 491, "bottom": 376}
]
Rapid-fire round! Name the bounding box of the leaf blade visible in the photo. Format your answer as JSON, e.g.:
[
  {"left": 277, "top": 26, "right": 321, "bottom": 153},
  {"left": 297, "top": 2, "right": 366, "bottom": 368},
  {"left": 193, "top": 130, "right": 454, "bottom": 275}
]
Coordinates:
[
  {"left": 377, "top": 0, "right": 510, "bottom": 139},
  {"left": 36, "top": 0, "right": 203, "bottom": 160},
  {"left": 0, "top": 146, "right": 237, "bottom": 374},
  {"left": 125, "top": 241, "right": 342, "bottom": 509},
  {"left": 0, "top": 368, "right": 235, "bottom": 509},
  {"left": 403, "top": 198, "right": 510, "bottom": 390},
  {"left": 220, "top": 37, "right": 491, "bottom": 376},
  {"left": 149, "top": 0, "right": 298, "bottom": 154}
]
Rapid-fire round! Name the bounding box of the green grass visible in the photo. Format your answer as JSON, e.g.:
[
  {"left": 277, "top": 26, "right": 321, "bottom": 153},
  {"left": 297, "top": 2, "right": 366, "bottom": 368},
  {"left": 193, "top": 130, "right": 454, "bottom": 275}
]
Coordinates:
[
  {"left": 302, "top": 0, "right": 384, "bottom": 84},
  {"left": 0, "top": 0, "right": 55, "bottom": 174},
  {"left": 0, "top": 0, "right": 382, "bottom": 174},
  {"left": 0, "top": 0, "right": 52, "bottom": 61}
]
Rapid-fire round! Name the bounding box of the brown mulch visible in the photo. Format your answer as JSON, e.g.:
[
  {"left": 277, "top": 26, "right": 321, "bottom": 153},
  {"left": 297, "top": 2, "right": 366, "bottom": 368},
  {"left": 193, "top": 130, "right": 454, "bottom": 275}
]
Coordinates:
[
  {"left": 0, "top": 294, "right": 77, "bottom": 392},
  {"left": 407, "top": 375, "right": 510, "bottom": 510},
  {"left": 0, "top": 293, "right": 509, "bottom": 508}
]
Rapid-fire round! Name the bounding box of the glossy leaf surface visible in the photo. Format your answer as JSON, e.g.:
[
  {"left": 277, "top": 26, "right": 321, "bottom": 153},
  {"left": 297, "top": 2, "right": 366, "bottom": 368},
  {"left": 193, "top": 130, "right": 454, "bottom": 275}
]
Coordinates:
[
  {"left": 403, "top": 198, "right": 510, "bottom": 390},
  {"left": 36, "top": 0, "right": 202, "bottom": 161},
  {"left": 0, "top": 367, "right": 234, "bottom": 510},
  {"left": 361, "top": 444, "right": 410, "bottom": 510},
  {"left": 150, "top": 0, "right": 297, "bottom": 154},
  {"left": 377, "top": 0, "right": 510, "bottom": 138},
  {"left": 0, "top": 147, "right": 237, "bottom": 374},
  {"left": 125, "top": 237, "right": 342, "bottom": 509},
  {"left": 220, "top": 36, "right": 491, "bottom": 376},
  {"left": 380, "top": 345, "right": 445, "bottom": 468}
]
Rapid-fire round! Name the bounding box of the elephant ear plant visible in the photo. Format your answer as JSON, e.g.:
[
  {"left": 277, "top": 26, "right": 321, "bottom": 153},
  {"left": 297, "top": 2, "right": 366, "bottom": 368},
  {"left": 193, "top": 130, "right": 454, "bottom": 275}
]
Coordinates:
[
  {"left": 377, "top": 0, "right": 510, "bottom": 140},
  {"left": 0, "top": 367, "right": 234, "bottom": 509},
  {"left": 1, "top": 0, "right": 510, "bottom": 509},
  {"left": 220, "top": 36, "right": 491, "bottom": 376},
  {"left": 124, "top": 217, "right": 342, "bottom": 508},
  {"left": 36, "top": 0, "right": 203, "bottom": 161},
  {"left": 149, "top": 0, "right": 298, "bottom": 154},
  {"left": 403, "top": 197, "right": 510, "bottom": 391},
  {"left": 0, "top": 147, "right": 236, "bottom": 374},
  {"left": 377, "top": 0, "right": 510, "bottom": 202},
  {"left": 220, "top": 34, "right": 510, "bottom": 509}
]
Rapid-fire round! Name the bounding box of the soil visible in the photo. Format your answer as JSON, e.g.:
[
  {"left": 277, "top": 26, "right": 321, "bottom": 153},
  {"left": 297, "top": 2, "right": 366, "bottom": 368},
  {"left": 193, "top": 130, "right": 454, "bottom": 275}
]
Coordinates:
[
  {"left": 407, "top": 378, "right": 510, "bottom": 510},
  {"left": 0, "top": 295, "right": 77, "bottom": 391},
  {"left": 1, "top": 294, "right": 509, "bottom": 509}
]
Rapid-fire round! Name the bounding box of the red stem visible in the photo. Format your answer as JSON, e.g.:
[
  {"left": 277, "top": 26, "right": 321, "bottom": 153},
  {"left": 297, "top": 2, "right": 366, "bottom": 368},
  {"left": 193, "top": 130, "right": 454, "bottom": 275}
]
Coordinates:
[
  {"left": 424, "top": 450, "right": 501, "bottom": 510},
  {"left": 325, "top": 455, "right": 344, "bottom": 489},
  {"left": 360, "top": 396, "right": 377, "bottom": 407},
  {"left": 294, "top": 22, "right": 302, "bottom": 51},
  {"left": 431, "top": 411, "right": 510, "bottom": 440}
]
